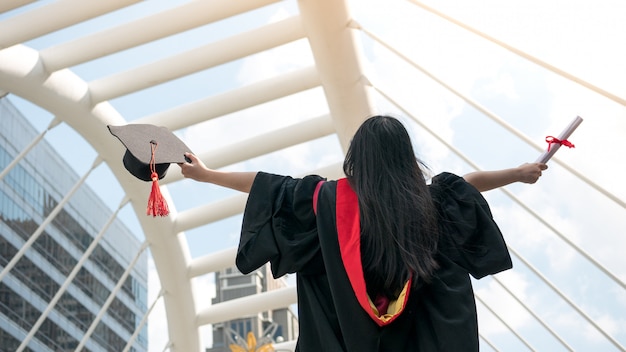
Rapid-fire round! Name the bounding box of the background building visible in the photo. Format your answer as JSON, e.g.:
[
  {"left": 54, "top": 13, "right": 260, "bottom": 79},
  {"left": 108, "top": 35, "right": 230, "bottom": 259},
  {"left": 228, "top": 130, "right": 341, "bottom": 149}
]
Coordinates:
[
  {"left": 0, "top": 97, "right": 148, "bottom": 352},
  {"left": 207, "top": 264, "right": 298, "bottom": 352}
]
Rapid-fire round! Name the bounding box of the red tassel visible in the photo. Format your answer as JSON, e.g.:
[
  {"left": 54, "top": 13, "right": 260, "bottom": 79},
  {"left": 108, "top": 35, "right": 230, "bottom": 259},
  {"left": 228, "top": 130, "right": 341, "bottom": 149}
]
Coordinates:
[
  {"left": 146, "top": 141, "right": 169, "bottom": 217},
  {"left": 147, "top": 172, "right": 169, "bottom": 217}
]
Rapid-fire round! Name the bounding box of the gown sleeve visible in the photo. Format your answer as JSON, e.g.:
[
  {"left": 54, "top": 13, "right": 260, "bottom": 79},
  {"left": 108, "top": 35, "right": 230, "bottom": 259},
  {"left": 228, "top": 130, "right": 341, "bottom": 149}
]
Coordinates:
[
  {"left": 429, "top": 172, "right": 512, "bottom": 279},
  {"left": 236, "top": 172, "right": 325, "bottom": 278}
]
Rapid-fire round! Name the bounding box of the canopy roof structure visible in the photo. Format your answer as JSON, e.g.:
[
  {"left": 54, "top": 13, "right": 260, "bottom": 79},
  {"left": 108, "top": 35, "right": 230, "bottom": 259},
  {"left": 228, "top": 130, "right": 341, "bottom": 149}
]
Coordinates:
[{"left": 1, "top": 0, "right": 625, "bottom": 351}]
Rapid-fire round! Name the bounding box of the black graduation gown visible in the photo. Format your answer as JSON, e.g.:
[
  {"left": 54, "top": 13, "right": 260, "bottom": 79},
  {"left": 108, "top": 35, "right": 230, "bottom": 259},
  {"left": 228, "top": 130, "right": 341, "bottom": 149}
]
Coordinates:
[{"left": 236, "top": 172, "right": 512, "bottom": 352}]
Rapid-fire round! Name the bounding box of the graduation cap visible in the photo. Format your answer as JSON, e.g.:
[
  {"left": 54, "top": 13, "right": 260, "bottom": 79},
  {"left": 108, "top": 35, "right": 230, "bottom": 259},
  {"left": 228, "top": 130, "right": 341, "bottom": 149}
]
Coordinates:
[{"left": 108, "top": 124, "right": 192, "bottom": 217}]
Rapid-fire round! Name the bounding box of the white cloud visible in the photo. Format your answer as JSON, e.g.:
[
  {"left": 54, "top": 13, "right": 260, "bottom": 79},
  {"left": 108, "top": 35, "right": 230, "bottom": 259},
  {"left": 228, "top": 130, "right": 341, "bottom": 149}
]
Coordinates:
[
  {"left": 193, "top": 273, "right": 216, "bottom": 313},
  {"left": 236, "top": 37, "right": 315, "bottom": 86},
  {"left": 475, "top": 271, "right": 533, "bottom": 334},
  {"left": 581, "top": 312, "right": 625, "bottom": 344},
  {"left": 493, "top": 199, "right": 582, "bottom": 272},
  {"left": 479, "top": 72, "right": 520, "bottom": 101},
  {"left": 235, "top": 7, "right": 314, "bottom": 86}
]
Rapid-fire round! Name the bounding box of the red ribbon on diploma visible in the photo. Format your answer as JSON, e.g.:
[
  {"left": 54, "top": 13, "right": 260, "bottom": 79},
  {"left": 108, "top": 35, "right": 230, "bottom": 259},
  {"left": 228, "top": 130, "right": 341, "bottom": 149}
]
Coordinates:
[
  {"left": 536, "top": 116, "right": 582, "bottom": 163},
  {"left": 545, "top": 136, "right": 575, "bottom": 152}
]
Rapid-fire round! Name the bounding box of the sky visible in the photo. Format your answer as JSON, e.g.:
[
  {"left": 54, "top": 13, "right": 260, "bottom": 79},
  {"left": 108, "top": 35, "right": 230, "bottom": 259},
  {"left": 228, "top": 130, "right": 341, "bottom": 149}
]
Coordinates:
[{"left": 2, "top": 0, "right": 626, "bottom": 351}]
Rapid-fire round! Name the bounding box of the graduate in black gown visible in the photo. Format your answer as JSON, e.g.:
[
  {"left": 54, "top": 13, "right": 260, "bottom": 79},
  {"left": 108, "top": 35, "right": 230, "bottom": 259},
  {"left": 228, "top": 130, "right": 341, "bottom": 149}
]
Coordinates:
[{"left": 180, "top": 115, "right": 547, "bottom": 352}]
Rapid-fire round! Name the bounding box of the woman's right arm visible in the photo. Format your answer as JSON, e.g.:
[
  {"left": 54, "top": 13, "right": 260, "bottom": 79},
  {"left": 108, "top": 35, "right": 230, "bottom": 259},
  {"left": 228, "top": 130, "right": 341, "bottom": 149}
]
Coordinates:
[{"left": 179, "top": 152, "right": 258, "bottom": 193}]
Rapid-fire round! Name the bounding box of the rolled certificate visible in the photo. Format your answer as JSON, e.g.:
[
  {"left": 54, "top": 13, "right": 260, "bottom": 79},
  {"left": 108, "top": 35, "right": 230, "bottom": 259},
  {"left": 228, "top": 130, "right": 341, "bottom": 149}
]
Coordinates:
[{"left": 536, "top": 116, "right": 583, "bottom": 163}]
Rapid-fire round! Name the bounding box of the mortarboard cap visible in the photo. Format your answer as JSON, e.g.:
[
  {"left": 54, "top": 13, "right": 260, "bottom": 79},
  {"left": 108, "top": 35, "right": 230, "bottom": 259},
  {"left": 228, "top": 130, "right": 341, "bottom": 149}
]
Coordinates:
[
  {"left": 108, "top": 124, "right": 192, "bottom": 181},
  {"left": 108, "top": 124, "right": 192, "bottom": 217}
]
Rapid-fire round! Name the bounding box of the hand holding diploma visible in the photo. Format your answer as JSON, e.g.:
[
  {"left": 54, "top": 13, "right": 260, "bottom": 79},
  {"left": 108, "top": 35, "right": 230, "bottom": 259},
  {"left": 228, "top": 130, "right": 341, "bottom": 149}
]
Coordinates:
[{"left": 536, "top": 116, "right": 583, "bottom": 163}]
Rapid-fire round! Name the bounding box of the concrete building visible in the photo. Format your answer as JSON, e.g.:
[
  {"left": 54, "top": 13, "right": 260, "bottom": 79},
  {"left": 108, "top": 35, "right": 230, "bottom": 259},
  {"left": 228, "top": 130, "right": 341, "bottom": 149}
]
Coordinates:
[
  {"left": 207, "top": 265, "right": 298, "bottom": 352},
  {"left": 0, "top": 97, "right": 148, "bottom": 351}
]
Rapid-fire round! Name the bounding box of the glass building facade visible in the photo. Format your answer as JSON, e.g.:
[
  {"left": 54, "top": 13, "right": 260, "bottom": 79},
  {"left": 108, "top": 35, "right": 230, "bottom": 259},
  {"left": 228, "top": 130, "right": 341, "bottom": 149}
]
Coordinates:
[{"left": 0, "top": 97, "right": 148, "bottom": 352}]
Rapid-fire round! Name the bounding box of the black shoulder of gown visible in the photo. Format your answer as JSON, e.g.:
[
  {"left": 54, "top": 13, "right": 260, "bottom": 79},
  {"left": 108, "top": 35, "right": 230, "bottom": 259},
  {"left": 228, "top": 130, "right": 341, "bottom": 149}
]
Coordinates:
[
  {"left": 429, "top": 172, "right": 512, "bottom": 278},
  {"left": 236, "top": 172, "right": 325, "bottom": 277}
]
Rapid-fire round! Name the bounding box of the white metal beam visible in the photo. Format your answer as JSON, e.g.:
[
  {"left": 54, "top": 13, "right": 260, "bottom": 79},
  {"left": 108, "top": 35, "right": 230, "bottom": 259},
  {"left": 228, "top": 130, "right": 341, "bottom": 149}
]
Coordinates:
[
  {"left": 297, "top": 0, "right": 375, "bottom": 150},
  {"left": 188, "top": 248, "right": 238, "bottom": 279},
  {"left": 174, "top": 162, "right": 344, "bottom": 237},
  {"left": 135, "top": 66, "right": 321, "bottom": 130},
  {"left": 273, "top": 340, "right": 297, "bottom": 352},
  {"left": 0, "top": 0, "right": 36, "bottom": 13},
  {"left": 0, "top": 0, "right": 141, "bottom": 48},
  {"left": 175, "top": 194, "right": 247, "bottom": 234},
  {"left": 196, "top": 286, "right": 297, "bottom": 327},
  {"left": 88, "top": 16, "right": 306, "bottom": 102},
  {"left": 163, "top": 114, "right": 335, "bottom": 185},
  {"left": 39, "top": 0, "right": 282, "bottom": 71}
]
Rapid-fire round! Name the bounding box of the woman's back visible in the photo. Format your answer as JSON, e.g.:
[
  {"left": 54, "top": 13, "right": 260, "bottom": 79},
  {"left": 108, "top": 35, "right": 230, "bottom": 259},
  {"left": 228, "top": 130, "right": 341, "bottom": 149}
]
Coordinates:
[{"left": 236, "top": 170, "right": 512, "bottom": 351}]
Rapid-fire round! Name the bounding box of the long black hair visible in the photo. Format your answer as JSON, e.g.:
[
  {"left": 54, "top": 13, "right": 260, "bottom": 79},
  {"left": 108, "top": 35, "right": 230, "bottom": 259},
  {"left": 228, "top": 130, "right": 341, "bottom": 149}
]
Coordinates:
[{"left": 343, "top": 115, "right": 439, "bottom": 300}]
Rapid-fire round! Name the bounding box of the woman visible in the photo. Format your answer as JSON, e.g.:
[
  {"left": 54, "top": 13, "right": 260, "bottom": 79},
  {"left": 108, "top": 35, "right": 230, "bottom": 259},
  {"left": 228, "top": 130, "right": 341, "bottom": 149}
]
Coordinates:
[{"left": 180, "top": 115, "right": 547, "bottom": 351}]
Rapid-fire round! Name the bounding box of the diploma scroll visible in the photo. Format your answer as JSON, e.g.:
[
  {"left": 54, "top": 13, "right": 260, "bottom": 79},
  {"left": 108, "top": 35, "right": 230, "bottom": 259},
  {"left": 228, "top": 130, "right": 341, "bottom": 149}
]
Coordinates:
[{"left": 536, "top": 116, "right": 583, "bottom": 163}]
